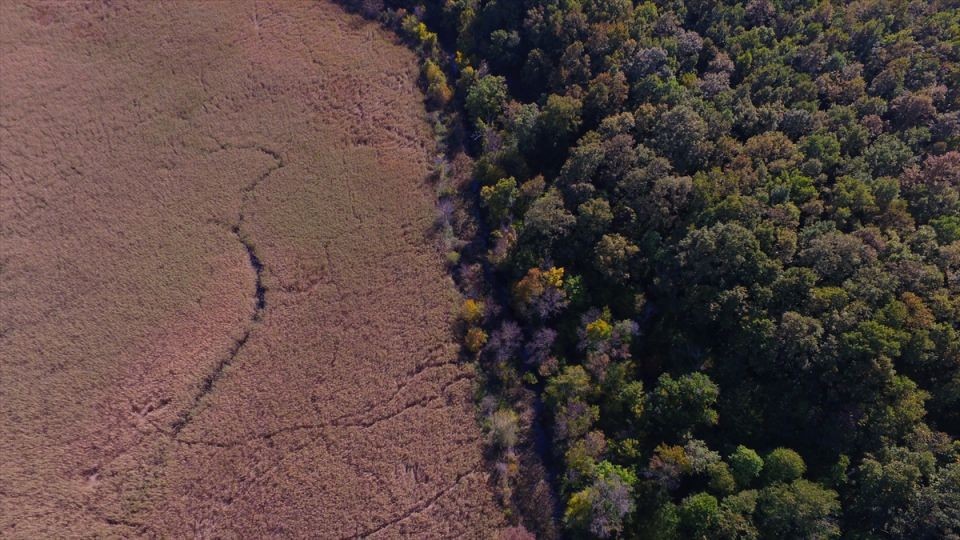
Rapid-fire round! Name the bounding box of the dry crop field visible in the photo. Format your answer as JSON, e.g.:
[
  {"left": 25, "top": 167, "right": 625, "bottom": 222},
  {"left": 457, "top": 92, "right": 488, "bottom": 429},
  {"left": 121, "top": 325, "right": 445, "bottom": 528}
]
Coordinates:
[{"left": 0, "top": 1, "right": 503, "bottom": 537}]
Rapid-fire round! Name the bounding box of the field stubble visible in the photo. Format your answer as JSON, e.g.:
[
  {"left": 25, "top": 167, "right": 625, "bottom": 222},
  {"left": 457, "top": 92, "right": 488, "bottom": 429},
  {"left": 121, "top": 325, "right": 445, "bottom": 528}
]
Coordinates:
[{"left": 0, "top": 0, "right": 503, "bottom": 537}]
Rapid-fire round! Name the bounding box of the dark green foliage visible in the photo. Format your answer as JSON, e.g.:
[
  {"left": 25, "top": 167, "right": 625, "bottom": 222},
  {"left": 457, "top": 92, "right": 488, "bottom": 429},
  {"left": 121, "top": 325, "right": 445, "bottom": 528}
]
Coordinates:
[
  {"left": 718, "top": 490, "right": 759, "bottom": 540},
  {"left": 677, "top": 492, "right": 720, "bottom": 538},
  {"left": 647, "top": 373, "right": 719, "bottom": 435},
  {"left": 466, "top": 75, "right": 509, "bottom": 123},
  {"left": 755, "top": 480, "right": 840, "bottom": 539},
  {"left": 523, "top": 188, "right": 576, "bottom": 246},
  {"left": 707, "top": 461, "right": 736, "bottom": 496},
  {"left": 385, "top": 0, "right": 960, "bottom": 537}
]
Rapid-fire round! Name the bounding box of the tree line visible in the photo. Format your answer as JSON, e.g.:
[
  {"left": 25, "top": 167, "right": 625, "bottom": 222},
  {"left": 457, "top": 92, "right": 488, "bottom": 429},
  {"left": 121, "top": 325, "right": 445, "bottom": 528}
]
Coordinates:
[{"left": 353, "top": 0, "right": 960, "bottom": 537}]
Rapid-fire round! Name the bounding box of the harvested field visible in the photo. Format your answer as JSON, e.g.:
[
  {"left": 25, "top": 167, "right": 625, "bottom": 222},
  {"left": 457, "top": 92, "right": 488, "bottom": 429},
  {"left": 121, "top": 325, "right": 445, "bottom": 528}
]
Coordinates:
[{"left": 0, "top": 1, "right": 503, "bottom": 537}]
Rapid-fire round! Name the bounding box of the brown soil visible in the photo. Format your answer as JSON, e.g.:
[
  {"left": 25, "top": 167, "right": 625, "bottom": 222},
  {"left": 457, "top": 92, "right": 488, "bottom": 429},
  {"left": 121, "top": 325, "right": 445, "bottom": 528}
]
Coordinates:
[{"left": 0, "top": 1, "right": 503, "bottom": 537}]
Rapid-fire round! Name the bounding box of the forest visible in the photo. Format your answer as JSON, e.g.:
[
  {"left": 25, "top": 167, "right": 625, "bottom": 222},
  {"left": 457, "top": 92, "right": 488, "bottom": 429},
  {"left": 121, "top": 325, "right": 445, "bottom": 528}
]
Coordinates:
[{"left": 360, "top": 0, "right": 960, "bottom": 537}]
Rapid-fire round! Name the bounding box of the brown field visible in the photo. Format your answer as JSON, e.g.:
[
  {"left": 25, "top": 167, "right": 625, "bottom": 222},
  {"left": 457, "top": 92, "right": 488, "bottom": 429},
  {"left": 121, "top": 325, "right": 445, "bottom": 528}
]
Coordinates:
[{"left": 0, "top": 1, "right": 504, "bottom": 537}]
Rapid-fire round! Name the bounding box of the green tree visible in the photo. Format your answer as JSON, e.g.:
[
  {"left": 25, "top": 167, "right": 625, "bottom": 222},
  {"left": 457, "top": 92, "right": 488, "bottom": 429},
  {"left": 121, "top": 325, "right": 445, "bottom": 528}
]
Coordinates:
[
  {"left": 654, "top": 105, "right": 711, "bottom": 173},
  {"left": 545, "top": 365, "right": 593, "bottom": 408},
  {"left": 718, "top": 490, "right": 759, "bottom": 540},
  {"left": 480, "top": 177, "right": 519, "bottom": 224},
  {"left": 708, "top": 462, "right": 737, "bottom": 496},
  {"left": 648, "top": 373, "right": 720, "bottom": 434},
  {"left": 536, "top": 94, "right": 583, "bottom": 159},
  {"left": 762, "top": 448, "right": 806, "bottom": 484},
  {"left": 678, "top": 492, "right": 721, "bottom": 539},
  {"left": 729, "top": 446, "right": 764, "bottom": 489},
  {"left": 594, "top": 233, "right": 639, "bottom": 283},
  {"left": 465, "top": 75, "right": 508, "bottom": 122},
  {"left": 677, "top": 222, "right": 778, "bottom": 292},
  {"left": 576, "top": 197, "right": 614, "bottom": 243},
  {"left": 522, "top": 188, "right": 575, "bottom": 245},
  {"left": 756, "top": 480, "right": 840, "bottom": 539}
]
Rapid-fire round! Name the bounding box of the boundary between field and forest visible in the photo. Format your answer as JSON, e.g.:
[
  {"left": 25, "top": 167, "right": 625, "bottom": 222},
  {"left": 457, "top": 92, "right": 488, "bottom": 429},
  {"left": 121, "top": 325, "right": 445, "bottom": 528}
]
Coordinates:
[{"left": 335, "top": 2, "right": 560, "bottom": 536}]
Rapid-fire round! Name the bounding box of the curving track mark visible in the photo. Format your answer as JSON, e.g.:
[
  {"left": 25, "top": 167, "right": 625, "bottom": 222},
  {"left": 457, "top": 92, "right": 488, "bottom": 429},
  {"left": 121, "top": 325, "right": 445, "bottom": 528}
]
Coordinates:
[
  {"left": 344, "top": 466, "right": 483, "bottom": 539},
  {"left": 169, "top": 146, "right": 283, "bottom": 435}
]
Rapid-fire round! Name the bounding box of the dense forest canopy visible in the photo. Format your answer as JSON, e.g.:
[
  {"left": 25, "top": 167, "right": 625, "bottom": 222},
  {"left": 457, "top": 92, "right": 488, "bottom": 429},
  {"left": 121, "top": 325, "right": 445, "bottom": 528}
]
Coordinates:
[{"left": 374, "top": 0, "right": 960, "bottom": 537}]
